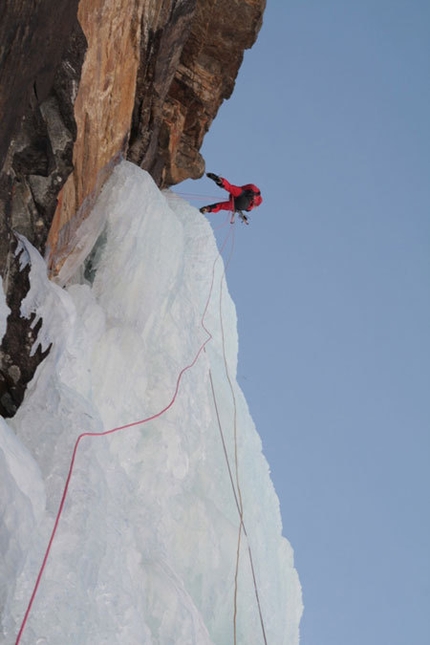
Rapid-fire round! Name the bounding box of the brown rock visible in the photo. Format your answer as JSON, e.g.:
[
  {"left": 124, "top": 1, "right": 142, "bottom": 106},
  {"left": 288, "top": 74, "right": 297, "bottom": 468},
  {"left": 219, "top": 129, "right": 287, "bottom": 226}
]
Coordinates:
[
  {"left": 0, "top": 0, "right": 81, "bottom": 169},
  {"left": 0, "top": 1, "right": 84, "bottom": 274},
  {"left": 129, "top": 0, "right": 266, "bottom": 187},
  {"left": 0, "top": 0, "right": 85, "bottom": 417},
  {"left": 0, "top": 239, "right": 52, "bottom": 417},
  {"left": 45, "top": 0, "right": 149, "bottom": 278},
  {"left": 47, "top": 0, "right": 266, "bottom": 275}
]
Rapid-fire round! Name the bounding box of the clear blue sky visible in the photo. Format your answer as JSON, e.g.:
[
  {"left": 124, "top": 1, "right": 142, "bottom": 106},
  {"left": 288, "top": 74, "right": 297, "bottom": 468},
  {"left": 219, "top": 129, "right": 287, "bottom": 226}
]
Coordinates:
[{"left": 180, "top": 2, "right": 430, "bottom": 644}]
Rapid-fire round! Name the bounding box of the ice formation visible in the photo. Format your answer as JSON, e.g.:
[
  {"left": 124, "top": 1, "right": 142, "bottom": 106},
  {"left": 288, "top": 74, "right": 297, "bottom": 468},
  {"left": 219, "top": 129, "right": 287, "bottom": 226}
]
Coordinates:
[{"left": 0, "top": 161, "right": 302, "bottom": 644}]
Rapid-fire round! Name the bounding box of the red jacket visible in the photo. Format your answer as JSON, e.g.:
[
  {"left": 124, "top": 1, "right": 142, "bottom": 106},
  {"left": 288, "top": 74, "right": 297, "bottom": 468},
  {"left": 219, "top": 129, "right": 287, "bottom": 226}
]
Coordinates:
[{"left": 220, "top": 179, "right": 263, "bottom": 211}]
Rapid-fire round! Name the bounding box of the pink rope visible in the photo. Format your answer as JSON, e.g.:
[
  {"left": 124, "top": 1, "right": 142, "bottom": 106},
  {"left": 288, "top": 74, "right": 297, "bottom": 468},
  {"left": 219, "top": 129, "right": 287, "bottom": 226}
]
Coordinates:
[
  {"left": 172, "top": 191, "right": 220, "bottom": 201},
  {"left": 15, "top": 225, "right": 234, "bottom": 644}
]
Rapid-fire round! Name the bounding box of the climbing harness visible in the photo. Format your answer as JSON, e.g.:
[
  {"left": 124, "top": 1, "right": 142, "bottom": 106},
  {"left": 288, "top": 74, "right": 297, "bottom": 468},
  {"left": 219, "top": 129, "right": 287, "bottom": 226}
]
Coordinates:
[{"left": 229, "top": 211, "right": 250, "bottom": 225}]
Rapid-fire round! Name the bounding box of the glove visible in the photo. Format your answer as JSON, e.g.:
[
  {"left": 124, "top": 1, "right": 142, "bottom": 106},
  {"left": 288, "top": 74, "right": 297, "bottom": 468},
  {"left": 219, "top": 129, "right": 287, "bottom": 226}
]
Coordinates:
[{"left": 207, "top": 172, "right": 223, "bottom": 187}]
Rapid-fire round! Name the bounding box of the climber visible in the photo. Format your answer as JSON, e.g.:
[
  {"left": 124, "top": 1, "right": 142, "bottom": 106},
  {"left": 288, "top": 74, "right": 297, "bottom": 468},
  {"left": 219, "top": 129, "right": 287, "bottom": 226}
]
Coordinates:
[{"left": 199, "top": 173, "right": 262, "bottom": 223}]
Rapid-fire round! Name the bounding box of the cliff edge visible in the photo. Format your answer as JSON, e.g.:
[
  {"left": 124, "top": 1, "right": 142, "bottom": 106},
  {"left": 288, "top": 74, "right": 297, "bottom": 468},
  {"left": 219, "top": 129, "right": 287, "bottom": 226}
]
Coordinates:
[{"left": 0, "top": 0, "right": 265, "bottom": 417}]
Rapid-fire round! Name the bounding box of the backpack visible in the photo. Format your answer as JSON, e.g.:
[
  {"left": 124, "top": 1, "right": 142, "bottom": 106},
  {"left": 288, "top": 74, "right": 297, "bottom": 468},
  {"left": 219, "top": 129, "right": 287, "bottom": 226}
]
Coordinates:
[{"left": 234, "top": 189, "right": 256, "bottom": 211}]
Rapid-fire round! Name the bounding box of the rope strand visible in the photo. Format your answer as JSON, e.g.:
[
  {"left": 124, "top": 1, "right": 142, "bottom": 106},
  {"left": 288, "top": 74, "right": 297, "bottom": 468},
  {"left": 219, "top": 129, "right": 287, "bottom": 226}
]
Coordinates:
[{"left": 207, "top": 220, "right": 269, "bottom": 645}]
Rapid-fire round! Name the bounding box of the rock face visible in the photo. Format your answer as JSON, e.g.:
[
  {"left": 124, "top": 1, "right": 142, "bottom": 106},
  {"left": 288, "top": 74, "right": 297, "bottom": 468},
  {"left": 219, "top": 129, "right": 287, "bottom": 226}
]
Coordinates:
[
  {"left": 0, "top": 0, "right": 266, "bottom": 416},
  {"left": 0, "top": 0, "right": 84, "bottom": 272},
  {"left": 128, "top": 0, "right": 265, "bottom": 187},
  {"left": 0, "top": 0, "right": 85, "bottom": 416},
  {"left": 47, "top": 0, "right": 265, "bottom": 276}
]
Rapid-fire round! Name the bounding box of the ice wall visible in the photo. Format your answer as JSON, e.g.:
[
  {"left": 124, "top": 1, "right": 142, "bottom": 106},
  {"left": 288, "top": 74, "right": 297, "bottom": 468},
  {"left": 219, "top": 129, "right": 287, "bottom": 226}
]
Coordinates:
[{"left": 0, "top": 161, "right": 302, "bottom": 644}]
